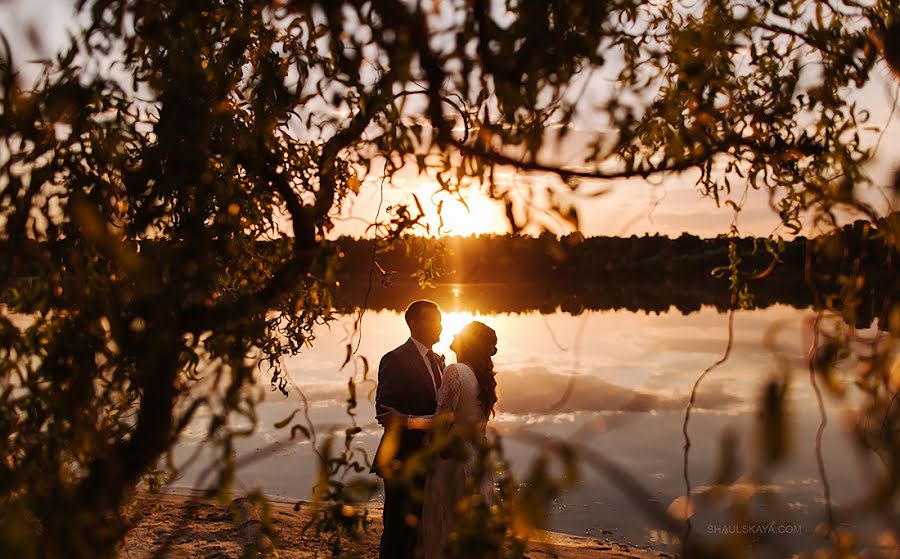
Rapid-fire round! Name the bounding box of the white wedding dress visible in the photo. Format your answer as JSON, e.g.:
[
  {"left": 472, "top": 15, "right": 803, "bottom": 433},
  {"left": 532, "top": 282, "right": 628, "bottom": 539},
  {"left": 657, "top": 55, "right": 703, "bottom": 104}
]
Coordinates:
[{"left": 421, "top": 362, "right": 493, "bottom": 559}]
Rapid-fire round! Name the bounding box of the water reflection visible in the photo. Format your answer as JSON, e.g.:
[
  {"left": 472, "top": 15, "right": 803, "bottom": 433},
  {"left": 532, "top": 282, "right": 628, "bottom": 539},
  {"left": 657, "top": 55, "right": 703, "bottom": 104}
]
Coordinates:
[
  {"left": 171, "top": 300, "right": 898, "bottom": 553},
  {"left": 335, "top": 280, "right": 896, "bottom": 331}
]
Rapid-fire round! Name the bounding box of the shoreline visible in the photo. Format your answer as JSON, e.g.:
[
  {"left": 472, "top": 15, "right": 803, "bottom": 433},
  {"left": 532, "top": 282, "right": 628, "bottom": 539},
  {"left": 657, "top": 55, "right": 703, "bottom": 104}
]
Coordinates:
[{"left": 121, "top": 488, "right": 668, "bottom": 559}]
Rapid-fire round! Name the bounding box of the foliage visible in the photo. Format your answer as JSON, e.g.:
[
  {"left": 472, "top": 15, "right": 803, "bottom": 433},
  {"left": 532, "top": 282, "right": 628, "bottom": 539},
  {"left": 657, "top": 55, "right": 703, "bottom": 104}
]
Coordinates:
[{"left": 0, "top": 0, "right": 898, "bottom": 558}]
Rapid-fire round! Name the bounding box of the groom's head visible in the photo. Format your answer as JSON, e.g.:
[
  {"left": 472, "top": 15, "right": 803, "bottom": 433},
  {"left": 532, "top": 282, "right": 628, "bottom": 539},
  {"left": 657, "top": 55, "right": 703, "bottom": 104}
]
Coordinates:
[{"left": 405, "top": 300, "right": 442, "bottom": 347}]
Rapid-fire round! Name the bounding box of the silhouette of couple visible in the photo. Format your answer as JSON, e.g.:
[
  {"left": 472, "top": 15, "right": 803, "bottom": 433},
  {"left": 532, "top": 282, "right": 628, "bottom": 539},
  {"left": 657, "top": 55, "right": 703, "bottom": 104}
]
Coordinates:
[{"left": 372, "top": 300, "right": 498, "bottom": 559}]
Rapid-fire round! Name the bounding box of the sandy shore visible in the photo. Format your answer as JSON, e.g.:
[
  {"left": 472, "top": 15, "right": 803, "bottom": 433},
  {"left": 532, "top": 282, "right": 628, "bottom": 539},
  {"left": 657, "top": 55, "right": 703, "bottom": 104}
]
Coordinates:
[{"left": 119, "top": 490, "right": 668, "bottom": 559}]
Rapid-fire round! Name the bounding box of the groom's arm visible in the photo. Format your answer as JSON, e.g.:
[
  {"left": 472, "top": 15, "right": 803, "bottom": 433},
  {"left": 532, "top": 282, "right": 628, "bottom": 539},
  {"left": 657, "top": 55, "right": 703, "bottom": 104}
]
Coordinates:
[{"left": 374, "top": 352, "right": 405, "bottom": 416}]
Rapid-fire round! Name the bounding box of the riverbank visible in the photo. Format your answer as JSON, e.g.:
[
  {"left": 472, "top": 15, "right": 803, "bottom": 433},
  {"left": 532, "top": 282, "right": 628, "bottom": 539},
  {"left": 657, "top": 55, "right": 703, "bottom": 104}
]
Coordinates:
[{"left": 120, "top": 490, "right": 668, "bottom": 559}]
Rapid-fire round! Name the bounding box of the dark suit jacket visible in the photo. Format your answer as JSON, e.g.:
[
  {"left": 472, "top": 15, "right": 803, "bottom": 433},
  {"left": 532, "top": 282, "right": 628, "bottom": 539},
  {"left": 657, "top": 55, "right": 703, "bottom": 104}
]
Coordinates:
[{"left": 371, "top": 339, "right": 439, "bottom": 477}]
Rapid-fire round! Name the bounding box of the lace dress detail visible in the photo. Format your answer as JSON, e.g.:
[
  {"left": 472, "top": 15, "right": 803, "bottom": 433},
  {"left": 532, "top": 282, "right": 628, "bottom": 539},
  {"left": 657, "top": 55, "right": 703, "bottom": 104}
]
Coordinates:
[{"left": 421, "top": 363, "right": 492, "bottom": 559}]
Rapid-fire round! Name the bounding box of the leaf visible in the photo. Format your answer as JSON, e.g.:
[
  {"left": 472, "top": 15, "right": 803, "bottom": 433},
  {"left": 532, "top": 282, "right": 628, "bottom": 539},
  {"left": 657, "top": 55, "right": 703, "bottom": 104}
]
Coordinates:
[
  {"left": 341, "top": 343, "right": 352, "bottom": 369},
  {"left": 667, "top": 496, "right": 695, "bottom": 520},
  {"left": 290, "top": 424, "right": 311, "bottom": 440},
  {"left": 274, "top": 409, "right": 300, "bottom": 429},
  {"left": 360, "top": 356, "right": 369, "bottom": 380},
  {"left": 346, "top": 378, "right": 357, "bottom": 408},
  {"left": 412, "top": 193, "right": 425, "bottom": 217},
  {"left": 711, "top": 428, "right": 739, "bottom": 487},
  {"left": 347, "top": 176, "right": 361, "bottom": 194},
  {"left": 376, "top": 426, "right": 401, "bottom": 476}
]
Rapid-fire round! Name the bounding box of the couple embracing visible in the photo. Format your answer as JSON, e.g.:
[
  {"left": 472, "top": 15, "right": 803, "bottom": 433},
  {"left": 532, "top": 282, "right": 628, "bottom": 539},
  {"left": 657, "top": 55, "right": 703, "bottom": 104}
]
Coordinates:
[{"left": 372, "top": 300, "right": 499, "bottom": 559}]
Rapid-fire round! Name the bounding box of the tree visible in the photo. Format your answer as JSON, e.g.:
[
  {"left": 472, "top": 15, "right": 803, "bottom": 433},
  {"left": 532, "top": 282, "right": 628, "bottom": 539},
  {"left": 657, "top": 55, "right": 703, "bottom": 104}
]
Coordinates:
[{"left": 0, "top": 0, "right": 897, "bottom": 557}]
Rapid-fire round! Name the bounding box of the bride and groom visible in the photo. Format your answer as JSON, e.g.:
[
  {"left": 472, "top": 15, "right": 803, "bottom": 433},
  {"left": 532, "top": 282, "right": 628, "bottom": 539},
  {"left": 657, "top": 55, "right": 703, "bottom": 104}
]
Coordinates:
[{"left": 372, "top": 300, "right": 498, "bottom": 559}]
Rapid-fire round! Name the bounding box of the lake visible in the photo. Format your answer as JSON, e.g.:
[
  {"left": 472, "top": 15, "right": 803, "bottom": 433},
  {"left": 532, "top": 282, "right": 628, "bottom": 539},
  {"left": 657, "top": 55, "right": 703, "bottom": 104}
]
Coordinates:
[{"left": 170, "top": 286, "right": 898, "bottom": 554}]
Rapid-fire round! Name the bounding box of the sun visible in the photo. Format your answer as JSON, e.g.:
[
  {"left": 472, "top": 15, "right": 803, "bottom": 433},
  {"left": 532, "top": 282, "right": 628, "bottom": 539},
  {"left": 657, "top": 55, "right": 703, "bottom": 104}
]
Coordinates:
[
  {"left": 436, "top": 310, "right": 477, "bottom": 352},
  {"left": 426, "top": 195, "right": 509, "bottom": 237}
]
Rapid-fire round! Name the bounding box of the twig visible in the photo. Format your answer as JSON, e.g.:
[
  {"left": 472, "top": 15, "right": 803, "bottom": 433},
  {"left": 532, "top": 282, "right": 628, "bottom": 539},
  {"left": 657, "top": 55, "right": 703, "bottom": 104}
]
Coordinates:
[
  {"left": 681, "top": 305, "right": 736, "bottom": 553},
  {"left": 807, "top": 312, "right": 835, "bottom": 535}
]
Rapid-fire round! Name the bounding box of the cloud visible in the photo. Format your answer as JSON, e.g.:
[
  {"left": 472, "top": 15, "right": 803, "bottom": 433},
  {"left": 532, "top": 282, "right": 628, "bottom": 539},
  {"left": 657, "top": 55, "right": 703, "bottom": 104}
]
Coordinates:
[
  {"left": 496, "top": 366, "right": 741, "bottom": 414},
  {"left": 298, "top": 384, "right": 356, "bottom": 402},
  {"left": 290, "top": 365, "right": 743, "bottom": 416}
]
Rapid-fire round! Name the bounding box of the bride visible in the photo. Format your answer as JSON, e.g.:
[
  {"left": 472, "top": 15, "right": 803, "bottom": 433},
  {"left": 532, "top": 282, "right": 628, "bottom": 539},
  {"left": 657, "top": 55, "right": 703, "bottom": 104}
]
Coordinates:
[{"left": 376, "top": 320, "right": 498, "bottom": 559}]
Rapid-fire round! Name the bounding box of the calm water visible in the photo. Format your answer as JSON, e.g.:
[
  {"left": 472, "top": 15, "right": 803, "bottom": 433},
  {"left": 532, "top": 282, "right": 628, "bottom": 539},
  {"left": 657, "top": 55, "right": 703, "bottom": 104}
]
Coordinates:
[{"left": 171, "top": 299, "right": 898, "bottom": 553}]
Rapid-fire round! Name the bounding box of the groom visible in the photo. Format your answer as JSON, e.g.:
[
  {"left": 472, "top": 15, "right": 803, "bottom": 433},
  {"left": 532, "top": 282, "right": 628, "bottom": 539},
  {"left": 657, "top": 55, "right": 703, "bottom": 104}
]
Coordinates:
[{"left": 372, "top": 300, "right": 444, "bottom": 559}]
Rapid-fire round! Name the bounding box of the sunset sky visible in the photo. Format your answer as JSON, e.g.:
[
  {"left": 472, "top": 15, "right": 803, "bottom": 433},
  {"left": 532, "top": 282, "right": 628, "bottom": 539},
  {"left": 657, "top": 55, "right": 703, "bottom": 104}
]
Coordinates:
[{"left": 3, "top": 0, "right": 898, "bottom": 239}]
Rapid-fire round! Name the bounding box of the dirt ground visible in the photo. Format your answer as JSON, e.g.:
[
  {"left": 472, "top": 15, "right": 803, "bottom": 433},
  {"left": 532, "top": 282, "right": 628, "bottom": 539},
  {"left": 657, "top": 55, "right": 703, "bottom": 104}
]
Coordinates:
[{"left": 119, "top": 490, "right": 666, "bottom": 559}]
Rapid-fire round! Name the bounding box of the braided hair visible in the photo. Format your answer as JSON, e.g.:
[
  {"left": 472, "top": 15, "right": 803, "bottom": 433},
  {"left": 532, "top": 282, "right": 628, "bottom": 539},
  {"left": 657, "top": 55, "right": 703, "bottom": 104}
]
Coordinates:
[{"left": 451, "top": 321, "right": 498, "bottom": 418}]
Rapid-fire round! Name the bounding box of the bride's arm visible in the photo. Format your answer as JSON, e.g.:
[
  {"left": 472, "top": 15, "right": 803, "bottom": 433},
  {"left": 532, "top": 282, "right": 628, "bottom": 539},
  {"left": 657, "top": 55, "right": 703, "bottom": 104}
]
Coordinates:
[
  {"left": 375, "top": 364, "right": 462, "bottom": 431},
  {"left": 407, "top": 413, "right": 435, "bottom": 430},
  {"left": 375, "top": 406, "right": 435, "bottom": 430}
]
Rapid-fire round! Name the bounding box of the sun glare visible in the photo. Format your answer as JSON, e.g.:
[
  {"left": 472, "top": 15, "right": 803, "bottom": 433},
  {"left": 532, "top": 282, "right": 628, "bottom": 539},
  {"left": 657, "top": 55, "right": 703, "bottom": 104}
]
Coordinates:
[
  {"left": 437, "top": 310, "right": 477, "bottom": 351},
  {"left": 427, "top": 194, "right": 509, "bottom": 237}
]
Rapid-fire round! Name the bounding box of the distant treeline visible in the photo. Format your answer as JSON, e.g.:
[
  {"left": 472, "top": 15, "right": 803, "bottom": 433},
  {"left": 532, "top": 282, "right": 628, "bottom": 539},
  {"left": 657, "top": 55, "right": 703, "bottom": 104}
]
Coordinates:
[
  {"left": 336, "top": 215, "right": 897, "bottom": 284},
  {"left": 337, "top": 230, "right": 789, "bottom": 283},
  {"left": 332, "top": 215, "right": 898, "bottom": 329}
]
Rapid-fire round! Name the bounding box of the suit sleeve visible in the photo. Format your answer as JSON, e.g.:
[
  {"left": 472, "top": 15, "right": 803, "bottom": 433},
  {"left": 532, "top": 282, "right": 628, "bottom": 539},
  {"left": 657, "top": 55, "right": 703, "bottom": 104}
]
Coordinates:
[{"left": 375, "top": 352, "right": 405, "bottom": 415}]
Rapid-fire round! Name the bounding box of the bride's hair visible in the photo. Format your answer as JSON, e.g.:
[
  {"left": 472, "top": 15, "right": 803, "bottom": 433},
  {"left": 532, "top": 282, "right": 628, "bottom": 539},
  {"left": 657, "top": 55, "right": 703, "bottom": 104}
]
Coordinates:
[{"left": 452, "top": 321, "right": 498, "bottom": 418}]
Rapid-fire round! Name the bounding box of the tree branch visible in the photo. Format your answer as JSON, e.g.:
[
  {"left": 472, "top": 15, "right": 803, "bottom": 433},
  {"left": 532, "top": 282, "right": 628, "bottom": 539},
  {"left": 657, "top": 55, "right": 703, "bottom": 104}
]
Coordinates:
[
  {"left": 756, "top": 21, "right": 836, "bottom": 56},
  {"left": 451, "top": 134, "right": 824, "bottom": 183},
  {"left": 370, "top": 0, "right": 448, "bottom": 143},
  {"left": 182, "top": 75, "right": 395, "bottom": 332},
  {"left": 315, "top": 73, "right": 395, "bottom": 221}
]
